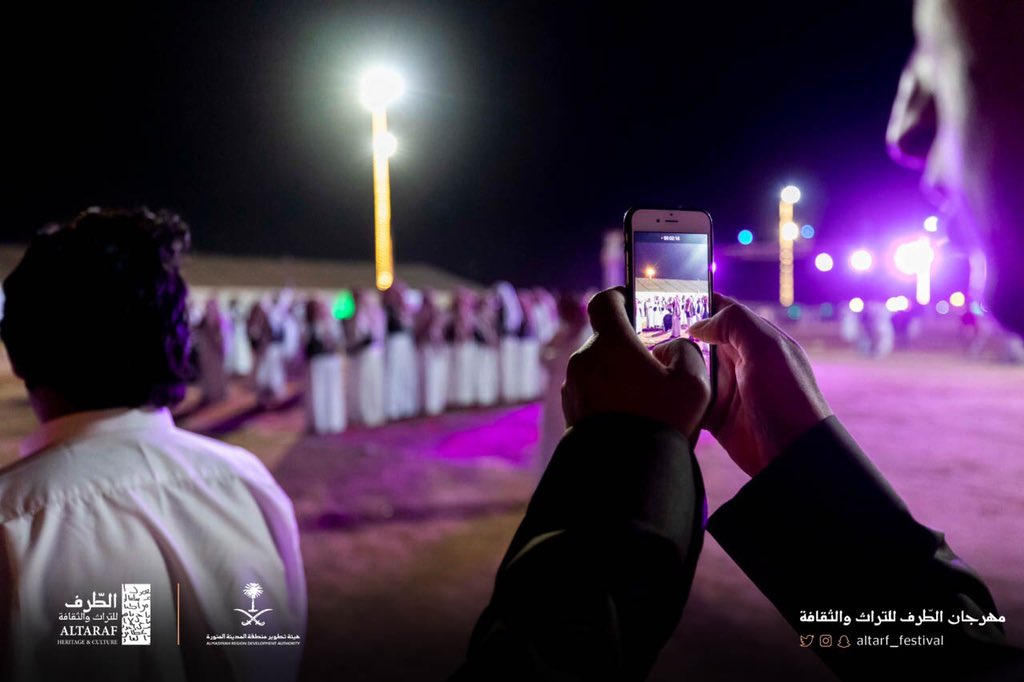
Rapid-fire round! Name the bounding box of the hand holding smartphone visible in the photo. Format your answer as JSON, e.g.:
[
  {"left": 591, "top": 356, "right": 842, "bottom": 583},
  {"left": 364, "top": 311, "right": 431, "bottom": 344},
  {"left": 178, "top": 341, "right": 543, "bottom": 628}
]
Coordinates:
[{"left": 624, "top": 207, "right": 716, "bottom": 390}]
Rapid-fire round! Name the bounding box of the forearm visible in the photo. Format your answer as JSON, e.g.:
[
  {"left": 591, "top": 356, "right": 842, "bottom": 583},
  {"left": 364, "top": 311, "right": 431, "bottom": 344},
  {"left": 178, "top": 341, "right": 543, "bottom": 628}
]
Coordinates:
[
  {"left": 708, "top": 416, "right": 1019, "bottom": 679},
  {"left": 454, "top": 414, "right": 706, "bottom": 681}
]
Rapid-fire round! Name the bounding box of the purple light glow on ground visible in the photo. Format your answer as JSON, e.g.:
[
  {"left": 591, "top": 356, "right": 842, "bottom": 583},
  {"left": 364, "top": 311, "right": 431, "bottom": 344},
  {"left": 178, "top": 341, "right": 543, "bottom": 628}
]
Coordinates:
[{"left": 434, "top": 404, "right": 541, "bottom": 467}]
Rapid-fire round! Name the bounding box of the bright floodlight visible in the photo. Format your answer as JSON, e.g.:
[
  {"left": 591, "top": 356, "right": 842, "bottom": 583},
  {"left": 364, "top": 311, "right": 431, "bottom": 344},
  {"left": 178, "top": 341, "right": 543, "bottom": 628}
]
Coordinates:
[
  {"left": 373, "top": 131, "right": 397, "bottom": 157},
  {"left": 781, "top": 221, "right": 800, "bottom": 241},
  {"left": 360, "top": 67, "right": 405, "bottom": 111},
  {"left": 814, "top": 253, "right": 834, "bottom": 272},
  {"left": 644, "top": 266, "right": 656, "bottom": 278},
  {"left": 950, "top": 291, "right": 966, "bottom": 307},
  {"left": 850, "top": 249, "right": 873, "bottom": 272},
  {"left": 780, "top": 185, "right": 801, "bottom": 204},
  {"left": 849, "top": 297, "right": 865, "bottom": 313},
  {"left": 923, "top": 215, "right": 939, "bottom": 232},
  {"left": 893, "top": 237, "right": 935, "bottom": 275},
  {"left": 737, "top": 229, "right": 754, "bottom": 245}
]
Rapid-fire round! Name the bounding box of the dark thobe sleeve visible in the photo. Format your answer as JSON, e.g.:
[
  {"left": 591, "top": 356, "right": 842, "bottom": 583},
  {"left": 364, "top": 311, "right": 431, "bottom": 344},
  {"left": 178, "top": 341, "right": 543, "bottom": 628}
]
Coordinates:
[
  {"left": 707, "top": 416, "right": 1023, "bottom": 681},
  {"left": 451, "top": 413, "right": 706, "bottom": 682}
]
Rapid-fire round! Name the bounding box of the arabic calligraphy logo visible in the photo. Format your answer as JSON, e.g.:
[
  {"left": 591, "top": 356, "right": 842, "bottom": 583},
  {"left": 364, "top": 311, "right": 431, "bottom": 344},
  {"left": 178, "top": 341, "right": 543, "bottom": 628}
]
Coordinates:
[{"left": 234, "top": 582, "right": 273, "bottom": 627}]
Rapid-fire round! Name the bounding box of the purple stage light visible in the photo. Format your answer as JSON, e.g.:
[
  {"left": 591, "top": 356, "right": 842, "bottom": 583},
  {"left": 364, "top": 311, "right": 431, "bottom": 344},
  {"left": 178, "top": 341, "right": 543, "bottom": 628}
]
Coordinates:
[
  {"left": 893, "top": 237, "right": 935, "bottom": 276},
  {"left": 850, "top": 249, "right": 873, "bottom": 272}
]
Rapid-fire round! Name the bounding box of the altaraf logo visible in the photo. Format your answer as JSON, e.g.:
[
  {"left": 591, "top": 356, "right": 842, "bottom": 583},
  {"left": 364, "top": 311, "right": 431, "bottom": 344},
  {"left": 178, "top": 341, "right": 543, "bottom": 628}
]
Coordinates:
[{"left": 55, "top": 584, "right": 151, "bottom": 646}]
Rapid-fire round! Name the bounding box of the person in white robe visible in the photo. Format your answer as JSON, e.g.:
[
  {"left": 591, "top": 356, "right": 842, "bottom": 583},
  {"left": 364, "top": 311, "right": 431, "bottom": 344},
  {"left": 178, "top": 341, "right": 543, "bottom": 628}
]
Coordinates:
[
  {"left": 415, "top": 289, "right": 450, "bottom": 416},
  {"left": 532, "top": 287, "right": 558, "bottom": 346},
  {"left": 382, "top": 281, "right": 420, "bottom": 420},
  {"left": 495, "top": 281, "right": 523, "bottom": 403},
  {"left": 194, "top": 298, "right": 231, "bottom": 405},
  {"left": 248, "top": 295, "right": 288, "bottom": 406},
  {"left": 529, "top": 287, "right": 558, "bottom": 398},
  {"left": 537, "top": 293, "right": 591, "bottom": 474},
  {"left": 448, "top": 288, "right": 478, "bottom": 409},
  {"left": 671, "top": 296, "right": 683, "bottom": 339},
  {"left": 516, "top": 289, "right": 542, "bottom": 401},
  {"left": 275, "top": 289, "right": 304, "bottom": 379},
  {"left": 474, "top": 291, "right": 501, "bottom": 407},
  {"left": 304, "top": 296, "right": 346, "bottom": 434},
  {"left": 347, "top": 289, "right": 386, "bottom": 427},
  {"left": 226, "top": 298, "right": 254, "bottom": 377}
]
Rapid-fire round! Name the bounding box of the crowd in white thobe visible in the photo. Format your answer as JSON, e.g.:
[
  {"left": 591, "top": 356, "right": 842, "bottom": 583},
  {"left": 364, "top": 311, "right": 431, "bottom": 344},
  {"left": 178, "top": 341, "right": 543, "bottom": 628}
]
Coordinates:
[
  {"left": 635, "top": 293, "right": 710, "bottom": 334},
  {"left": 187, "top": 282, "right": 586, "bottom": 444}
]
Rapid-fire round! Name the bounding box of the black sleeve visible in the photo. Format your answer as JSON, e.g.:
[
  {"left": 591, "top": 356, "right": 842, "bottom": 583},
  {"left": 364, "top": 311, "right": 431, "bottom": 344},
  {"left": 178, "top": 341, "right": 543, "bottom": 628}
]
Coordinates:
[
  {"left": 707, "top": 416, "right": 1023, "bottom": 681},
  {"left": 451, "top": 413, "right": 706, "bottom": 682}
]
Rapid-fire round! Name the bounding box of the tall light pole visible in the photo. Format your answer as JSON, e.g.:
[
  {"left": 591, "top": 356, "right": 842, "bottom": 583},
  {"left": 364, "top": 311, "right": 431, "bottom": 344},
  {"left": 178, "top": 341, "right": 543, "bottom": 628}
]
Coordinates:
[
  {"left": 779, "top": 185, "right": 801, "bottom": 306},
  {"left": 359, "top": 67, "right": 404, "bottom": 291}
]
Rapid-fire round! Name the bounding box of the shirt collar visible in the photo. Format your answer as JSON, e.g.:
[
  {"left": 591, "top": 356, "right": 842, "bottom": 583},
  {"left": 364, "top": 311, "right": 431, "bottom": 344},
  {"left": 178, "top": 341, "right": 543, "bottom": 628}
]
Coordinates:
[{"left": 19, "top": 407, "right": 175, "bottom": 458}]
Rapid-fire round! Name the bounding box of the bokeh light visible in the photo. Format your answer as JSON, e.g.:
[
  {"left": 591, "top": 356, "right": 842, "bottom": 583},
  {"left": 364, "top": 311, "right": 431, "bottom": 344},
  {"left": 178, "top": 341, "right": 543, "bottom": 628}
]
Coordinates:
[
  {"left": 787, "top": 304, "right": 802, "bottom": 320},
  {"left": 885, "top": 295, "right": 910, "bottom": 313},
  {"left": 893, "top": 237, "right": 935, "bottom": 275},
  {"left": 850, "top": 249, "right": 873, "bottom": 272},
  {"left": 781, "top": 221, "right": 799, "bottom": 241},
  {"left": 814, "top": 253, "right": 834, "bottom": 272},
  {"left": 332, "top": 290, "right": 356, "bottom": 320},
  {"left": 950, "top": 291, "right": 966, "bottom": 307},
  {"left": 820, "top": 302, "right": 834, "bottom": 318},
  {"left": 849, "top": 297, "right": 865, "bottom": 313},
  {"left": 936, "top": 300, "right": 950, "bottom": 315},
  {"left": 737, "top": 229, "right": 753, "bottom": 245},
  {"left": 923, "top": 215, "right": 939, "bottom": 232},
  {"left": 780, "top": 185, "right": 801, "bottom": 204},
  {"left": 801, "top": 224, "right": 815, "bottom": 239}
]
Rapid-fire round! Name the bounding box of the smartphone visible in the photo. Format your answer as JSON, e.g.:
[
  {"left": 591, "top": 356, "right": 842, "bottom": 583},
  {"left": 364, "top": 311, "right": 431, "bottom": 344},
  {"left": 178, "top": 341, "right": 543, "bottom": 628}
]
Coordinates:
[{"left": 624, "top": 207, "right": 716, "bottom": 383}]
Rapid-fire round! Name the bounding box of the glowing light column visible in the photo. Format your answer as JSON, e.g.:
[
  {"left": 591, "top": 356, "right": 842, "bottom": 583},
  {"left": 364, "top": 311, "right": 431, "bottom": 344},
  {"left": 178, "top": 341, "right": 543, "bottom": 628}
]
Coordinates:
[
  {"left": 779, "top": 185, "right": 801, "bottom": 306},
  {"left": 893, "top": 237, "right": 936, "bottom": 305},
  {"left": 359, "top": 67, "right": 404, "bottom": 291}
]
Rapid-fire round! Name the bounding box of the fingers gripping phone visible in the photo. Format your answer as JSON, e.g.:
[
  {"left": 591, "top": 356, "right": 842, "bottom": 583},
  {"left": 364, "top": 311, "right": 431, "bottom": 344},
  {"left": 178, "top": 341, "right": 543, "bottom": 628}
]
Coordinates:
[{"left": 624, "top": 207, "right": 717, "bottom": 390}]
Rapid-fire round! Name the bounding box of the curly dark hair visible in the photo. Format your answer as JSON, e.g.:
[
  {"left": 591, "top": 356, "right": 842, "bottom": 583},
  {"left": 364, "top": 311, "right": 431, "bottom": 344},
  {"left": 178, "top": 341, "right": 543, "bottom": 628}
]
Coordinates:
[{"left": 1, "top": 207, "right": 193, "bottom": 409}]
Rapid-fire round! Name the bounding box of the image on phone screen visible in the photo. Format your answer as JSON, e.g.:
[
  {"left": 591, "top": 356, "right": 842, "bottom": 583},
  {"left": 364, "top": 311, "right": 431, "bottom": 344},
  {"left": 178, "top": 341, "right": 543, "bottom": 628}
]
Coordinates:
[{"left": 632, "top": 231, "right": 712, "bottom": 364}]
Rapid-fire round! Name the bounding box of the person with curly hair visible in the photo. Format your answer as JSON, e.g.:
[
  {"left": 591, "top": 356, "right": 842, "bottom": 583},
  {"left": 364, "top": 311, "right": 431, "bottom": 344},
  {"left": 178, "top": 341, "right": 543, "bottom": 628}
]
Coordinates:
[{"left": 0, "top": 208, "right": 306, "bottom": 681}]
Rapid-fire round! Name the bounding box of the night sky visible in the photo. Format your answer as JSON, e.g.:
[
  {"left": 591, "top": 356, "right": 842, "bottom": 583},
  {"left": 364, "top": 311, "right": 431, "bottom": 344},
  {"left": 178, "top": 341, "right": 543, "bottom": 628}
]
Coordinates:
[{"left": 5, "top": 1, "right": 930, "bottom": 293}]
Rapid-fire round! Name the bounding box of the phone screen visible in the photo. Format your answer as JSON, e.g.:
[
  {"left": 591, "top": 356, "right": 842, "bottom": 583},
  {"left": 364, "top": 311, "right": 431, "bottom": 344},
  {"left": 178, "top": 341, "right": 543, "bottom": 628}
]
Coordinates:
[{"left": 632, "top": 231, "right": 712, "bottom": 364}]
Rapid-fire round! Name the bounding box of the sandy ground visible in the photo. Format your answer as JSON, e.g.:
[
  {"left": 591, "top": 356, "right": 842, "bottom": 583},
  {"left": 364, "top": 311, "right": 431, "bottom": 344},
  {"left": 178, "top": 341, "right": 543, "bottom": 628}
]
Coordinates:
[{"left": 1, "top": 348, "right": 1022, "bottom": 681}]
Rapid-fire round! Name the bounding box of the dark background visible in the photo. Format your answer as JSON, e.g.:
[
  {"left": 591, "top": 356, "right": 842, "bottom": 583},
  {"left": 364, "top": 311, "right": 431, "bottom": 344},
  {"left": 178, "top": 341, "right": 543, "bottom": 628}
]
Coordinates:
[{"left": 3, "top": 1, "right": 930, "bottom": 292}]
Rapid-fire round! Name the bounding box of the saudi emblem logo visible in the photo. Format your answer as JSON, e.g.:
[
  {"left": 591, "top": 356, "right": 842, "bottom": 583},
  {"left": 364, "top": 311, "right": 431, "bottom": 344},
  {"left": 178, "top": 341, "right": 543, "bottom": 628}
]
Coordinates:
[{"left": 234, "top": 582, "right": 273, "bottom": 627}]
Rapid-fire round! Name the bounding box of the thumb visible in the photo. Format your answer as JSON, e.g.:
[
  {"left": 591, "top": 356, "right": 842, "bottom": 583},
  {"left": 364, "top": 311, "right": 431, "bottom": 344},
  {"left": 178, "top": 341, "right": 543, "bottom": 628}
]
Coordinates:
[
  {"left": 688, "top": 295, "right": 750, "bottom": 346},
  {"left": 652, "top": 338, "right": 707, "bottom": 378}
]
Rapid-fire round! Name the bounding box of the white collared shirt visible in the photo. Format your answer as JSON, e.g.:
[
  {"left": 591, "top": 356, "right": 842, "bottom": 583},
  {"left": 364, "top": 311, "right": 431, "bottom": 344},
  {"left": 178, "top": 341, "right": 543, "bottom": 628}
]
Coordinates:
[{"left": 0, "top": 408, "right": 307, "bottom": 681}]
